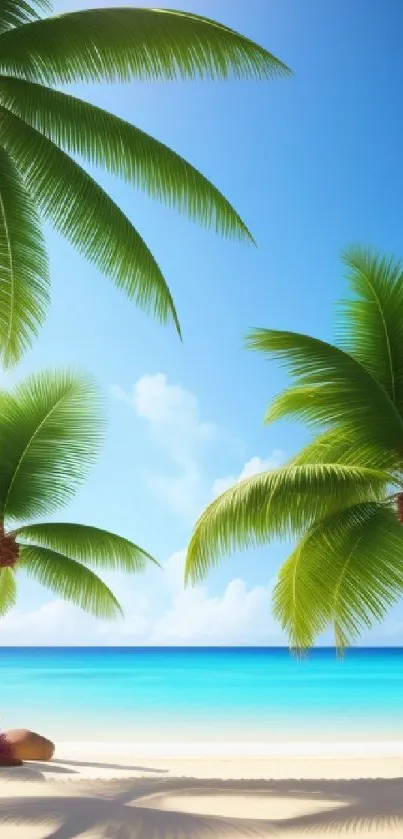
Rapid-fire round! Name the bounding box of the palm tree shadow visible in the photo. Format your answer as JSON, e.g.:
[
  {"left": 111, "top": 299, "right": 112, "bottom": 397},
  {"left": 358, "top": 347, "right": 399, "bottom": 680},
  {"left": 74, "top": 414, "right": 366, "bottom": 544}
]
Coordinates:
[
  {"left": 264, "top": 776, "right": 403, "bottom": 833},
  {"left": 1, "top": 775, "right": 403, "bottom": 837},
  {"left": 138, "top": 775, "right": 403, "bottom": 832},
  {"left": 0, "top": 778, "right": 264, "bottom": 839}
]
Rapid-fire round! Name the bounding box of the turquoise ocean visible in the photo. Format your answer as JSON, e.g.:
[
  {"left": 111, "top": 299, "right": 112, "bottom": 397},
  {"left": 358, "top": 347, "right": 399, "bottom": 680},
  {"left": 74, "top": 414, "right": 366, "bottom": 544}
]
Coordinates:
[{"left": 1, "top": 647, "right": 402, "bottom": 744}]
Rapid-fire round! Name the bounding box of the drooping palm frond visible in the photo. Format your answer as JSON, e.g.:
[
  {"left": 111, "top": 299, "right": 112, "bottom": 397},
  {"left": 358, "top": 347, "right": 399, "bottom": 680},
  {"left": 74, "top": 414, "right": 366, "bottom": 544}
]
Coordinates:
[
  {"left": 0, "top": 567, "right": 16, "bottom": 616},
  {"left": 17, "top": 544, "right": 122, "bottom": 618},
  {"left": 0, "top": 143, "right": 49, "bottom": 366},
  {"left": 0, "top": 7, "right": 290, "bottom": 85},
  {"left": 0, "top": 78, "right": 252, "bottom": 243},
  {"left": 15, "top": 522, "right": 159, "bottom": 573},
  {"left": 339, "top": 247, "right": 403, "bottom": 413},
  {"left": 0, "top": 107, "right": 180, "bottom": 334},
  {"left": 0, "top": 4, "right": 289, "bottom": 364},
  {"left": 0, "top": 0, "right": 50, "bottom": 33},
  {"left": 0, "top": 369, "right": 103, "bottom": 521},
  {"left": 273, "top": 503, "right": 403, "bottom": 650},
  {"left": 247, "top": 329, "right": 403, "bottom": 453},
  {"left": 185, "top": 463, "right": 390, "bottom": 584}
]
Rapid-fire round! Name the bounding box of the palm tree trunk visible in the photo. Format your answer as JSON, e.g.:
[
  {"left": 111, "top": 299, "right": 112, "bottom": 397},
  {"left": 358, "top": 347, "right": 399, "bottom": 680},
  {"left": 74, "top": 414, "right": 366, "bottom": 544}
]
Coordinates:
[
  {"left": 0, "top": 526, "right": 18, "bottom": 568},
  {"left": 397, "top": 493, "right": 403, "bottom": 523}
]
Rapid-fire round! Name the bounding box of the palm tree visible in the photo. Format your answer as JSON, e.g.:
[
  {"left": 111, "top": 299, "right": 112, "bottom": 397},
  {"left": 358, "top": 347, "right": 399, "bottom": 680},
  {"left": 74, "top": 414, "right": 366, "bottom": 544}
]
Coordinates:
[
  {"left": 186, "top": 248, "right": 403, "bottom": 651},
  {"left": 0, "top": 1, "right": 289, "bottom": 366},
  {"left": 0, "top": 367, "right": 157, "bottom": 618}
]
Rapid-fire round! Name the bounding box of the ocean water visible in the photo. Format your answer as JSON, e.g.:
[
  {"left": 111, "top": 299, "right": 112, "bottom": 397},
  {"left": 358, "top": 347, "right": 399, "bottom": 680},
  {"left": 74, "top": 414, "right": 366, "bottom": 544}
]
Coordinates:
[{"left": 1, "top": 647, "right": 402, "bottom": 744}]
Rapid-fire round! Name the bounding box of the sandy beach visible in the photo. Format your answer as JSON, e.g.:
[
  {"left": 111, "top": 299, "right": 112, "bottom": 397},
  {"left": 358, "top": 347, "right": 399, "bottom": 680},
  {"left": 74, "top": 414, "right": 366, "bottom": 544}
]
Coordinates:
[{"left": 1, "top": 742, "right": 403, "bottom": 838}]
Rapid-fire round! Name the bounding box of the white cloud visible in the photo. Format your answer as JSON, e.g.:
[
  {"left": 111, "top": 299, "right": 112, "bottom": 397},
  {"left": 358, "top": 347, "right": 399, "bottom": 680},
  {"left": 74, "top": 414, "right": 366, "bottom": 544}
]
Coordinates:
[
  {"left": 150, "top": 552, "right": 282, "bottom": 645},
  {"left": 2, "top": 550, "right": 285, "bottom": 646},
  {"left": 212, "top": 450, "right": 285, "bottom": 497},
  {"left": 114, "top": 374, "right": 215, "bottom": 462},
  {"left": 0, "top": 600, "right": 95, "bottom": 645},
  {"left": 102, "top": 550, "right": 284, "bottom": 646},
  {"left": 113, "top": 374, "right": 217, "bottom": 520}
]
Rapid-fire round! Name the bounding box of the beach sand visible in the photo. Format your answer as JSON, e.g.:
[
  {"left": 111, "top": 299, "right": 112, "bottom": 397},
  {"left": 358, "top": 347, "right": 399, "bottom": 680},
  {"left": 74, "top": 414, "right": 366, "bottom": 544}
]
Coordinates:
[{"left": 1, "top": 743, "right": 403, "bottom": 838}]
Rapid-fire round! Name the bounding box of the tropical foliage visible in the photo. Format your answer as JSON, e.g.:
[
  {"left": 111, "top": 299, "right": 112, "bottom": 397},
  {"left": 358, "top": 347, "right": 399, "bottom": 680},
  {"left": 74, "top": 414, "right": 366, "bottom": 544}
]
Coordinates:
[
  {"left": 186, "top": 248, "right": 403, "bottom": 651},
  {"left": 0, "top": 0, "right": 290, "bottom": 366},
  {"left": 0, "top": 368, "right": 157, "bottom": 618}
]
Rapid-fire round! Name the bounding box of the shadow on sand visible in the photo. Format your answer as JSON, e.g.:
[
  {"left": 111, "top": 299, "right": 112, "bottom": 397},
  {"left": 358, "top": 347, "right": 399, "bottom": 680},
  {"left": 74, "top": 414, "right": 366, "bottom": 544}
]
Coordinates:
[
  {"left": 52, "top": 758, "right": 168, "bottom": 773},
  {"left": 1, "top": 775, "right": 403, "bottom": 837}
]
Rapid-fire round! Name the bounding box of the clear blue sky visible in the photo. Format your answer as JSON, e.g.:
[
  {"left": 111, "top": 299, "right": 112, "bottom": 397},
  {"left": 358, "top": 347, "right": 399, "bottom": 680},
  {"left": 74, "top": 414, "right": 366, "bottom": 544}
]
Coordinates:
[{"left": 6, "top": 0, "right": 403, "bottom": 645}]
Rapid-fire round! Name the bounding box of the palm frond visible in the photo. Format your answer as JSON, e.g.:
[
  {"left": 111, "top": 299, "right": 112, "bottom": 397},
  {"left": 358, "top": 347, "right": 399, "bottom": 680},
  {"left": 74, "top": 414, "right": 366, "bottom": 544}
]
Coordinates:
[
  {"left": 18, "top": 544, "right": 123, "bottom": 619},
  {"left": 0, "top": 567, "right": 16, "bottom": 616},
  {"left": 0, "top": 77, "right": 252, "bottom": 243},
  {"left": 0, "top": 1, "right": 50, "bottom": 33},
  {"left": 0, "top": 8, "right": 290, "bottom": 85},
  {"left": 273, "top": 503, "right": 403, "bottom": 650},
  {"left": 290, "top": 427, "right": 401, "bottom": 472},
  {"left": 247, "top": 328, "right": 403, "bottom": 453},
  {"left": 339, "top": 247, "right": 403, "bottom": 413},
  {"left": 185, "top": 464, "right": 390, "bottom": 584},
  {"left": 15, "top": 522, "right": 159, "bottom": 573},
  {"left": 0, "top": 143, "right": 49, "bottom": 366},
  {"left": 264, "top": 385, "right": 324, "bottom": 426},
  {"left": 1, "top": 107, "right": 180, "bottom": 333},
  {"left": 0, "top": 369, "right": 103, "bottom": 521}
]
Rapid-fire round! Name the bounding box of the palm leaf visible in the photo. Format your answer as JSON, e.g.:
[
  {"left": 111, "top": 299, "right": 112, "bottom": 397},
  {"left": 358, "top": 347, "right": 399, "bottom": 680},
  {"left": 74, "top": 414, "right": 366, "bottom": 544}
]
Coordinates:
[
  {"left": 0, "top": 8, "right": 290, "bottom": 85},
  {"left": 339, "top": 247, "right": 403, "bottom": 412},
  {"left": 247, "top": 328, "right": 403, "bottom": 453},
  {"left": 0, "top": 369, "right": 103, "bottom": 521},
  {"left": 273, "top": 503, "right": 403, "bottom": 650},
  {"left": 0, "top": 143, "right": 49, "bottom": 366},
  {"left": 0, "top": 567, "right": 16, "bottom": 616},
  {"left": 185, "top": 463, "right": 390, "bottom": 584},
  {"left": 18, "top": 544, "right": 122, "bottom": 618},
  {"left": 0, "top": 77, "right": 252, "bottom": 242},
  {"left": 290, "top": 427, "right": 402, "bottom": 472},
  {"left": 264, "top": 385, "right": 325, "bottom": 426},
  {"left": 15, "top": 522, "right": 159, "bottom": 572},
  {"left": 1, "top": 107, "right": 180, "bottom": 333},
  {"left": 0, "top": 1, "right": 50, "bottom": 33}
]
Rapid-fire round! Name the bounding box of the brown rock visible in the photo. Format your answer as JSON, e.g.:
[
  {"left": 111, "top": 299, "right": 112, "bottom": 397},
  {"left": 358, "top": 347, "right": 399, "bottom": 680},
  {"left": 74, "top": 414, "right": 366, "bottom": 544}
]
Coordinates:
[
  {"left": 0, "top": 733, "right": 22, "bottom": 766},
  {"left": 3, "top": 729, "right": 55, "bottom": 762}
]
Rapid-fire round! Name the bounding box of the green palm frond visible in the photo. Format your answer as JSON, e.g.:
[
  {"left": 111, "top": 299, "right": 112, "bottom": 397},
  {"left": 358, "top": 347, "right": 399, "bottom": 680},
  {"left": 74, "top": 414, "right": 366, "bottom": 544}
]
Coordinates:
[
  {"left": 0, "top": 8, "right": 290, "bottom": 85},
  {"left": 0, "top": 369, "right": 103, "bottom": 521},
  {"left": 0, "top": 567, "right": 16, "bottom": 616},
  {"left": 0, "top": 1, "right": 50, "bottom": 33},
  {"left": 273, "top": 503, "right": 403, "bottom": 650},
  {"left": 0, "top": 143, "right": 49, "bottom": 366},
  {"left": 291, "top": 427, "right": 402, "bottom": 472},
  {"left": 0, "top": 5, "right": 288, "bottom": 362},
  {"left": 247, "top": 329, "right": 403, "bottom": 452},
  {"left": 264, "top": 385, "right": 324, "bottom": 426},
  {"left": 185, "top": 464, "right": 390, "bottom": 584},
  {"left": 1, "top": 107, "right": 180, "bottom": 334},
  {"left": 339, "top": 247, "right": 403, "bottom": 412},
  {"left": 186, "top": 247, "right": 403, "bottom": 648},
  {"left": 18, "top": 544, "right": 122, "bottom": 618},
  {"left": 15, "top": 522, "right": 158, "bottom": 573},
  {"left": 0, "top": 77, "right": 252, "bottom": 243}
]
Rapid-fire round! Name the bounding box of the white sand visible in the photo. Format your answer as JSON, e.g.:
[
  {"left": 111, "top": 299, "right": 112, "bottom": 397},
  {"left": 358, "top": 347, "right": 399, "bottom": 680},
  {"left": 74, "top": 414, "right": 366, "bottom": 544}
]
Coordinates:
[{"left": 1, "top": 741, "right": 403, "bottom": 837}]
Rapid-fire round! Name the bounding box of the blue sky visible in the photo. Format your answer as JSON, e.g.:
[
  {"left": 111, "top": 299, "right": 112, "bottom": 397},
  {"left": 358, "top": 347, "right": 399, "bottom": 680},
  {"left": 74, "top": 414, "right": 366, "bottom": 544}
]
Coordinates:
[{"left": 5, "top": 0, "right": 403, "bottom": 645}]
